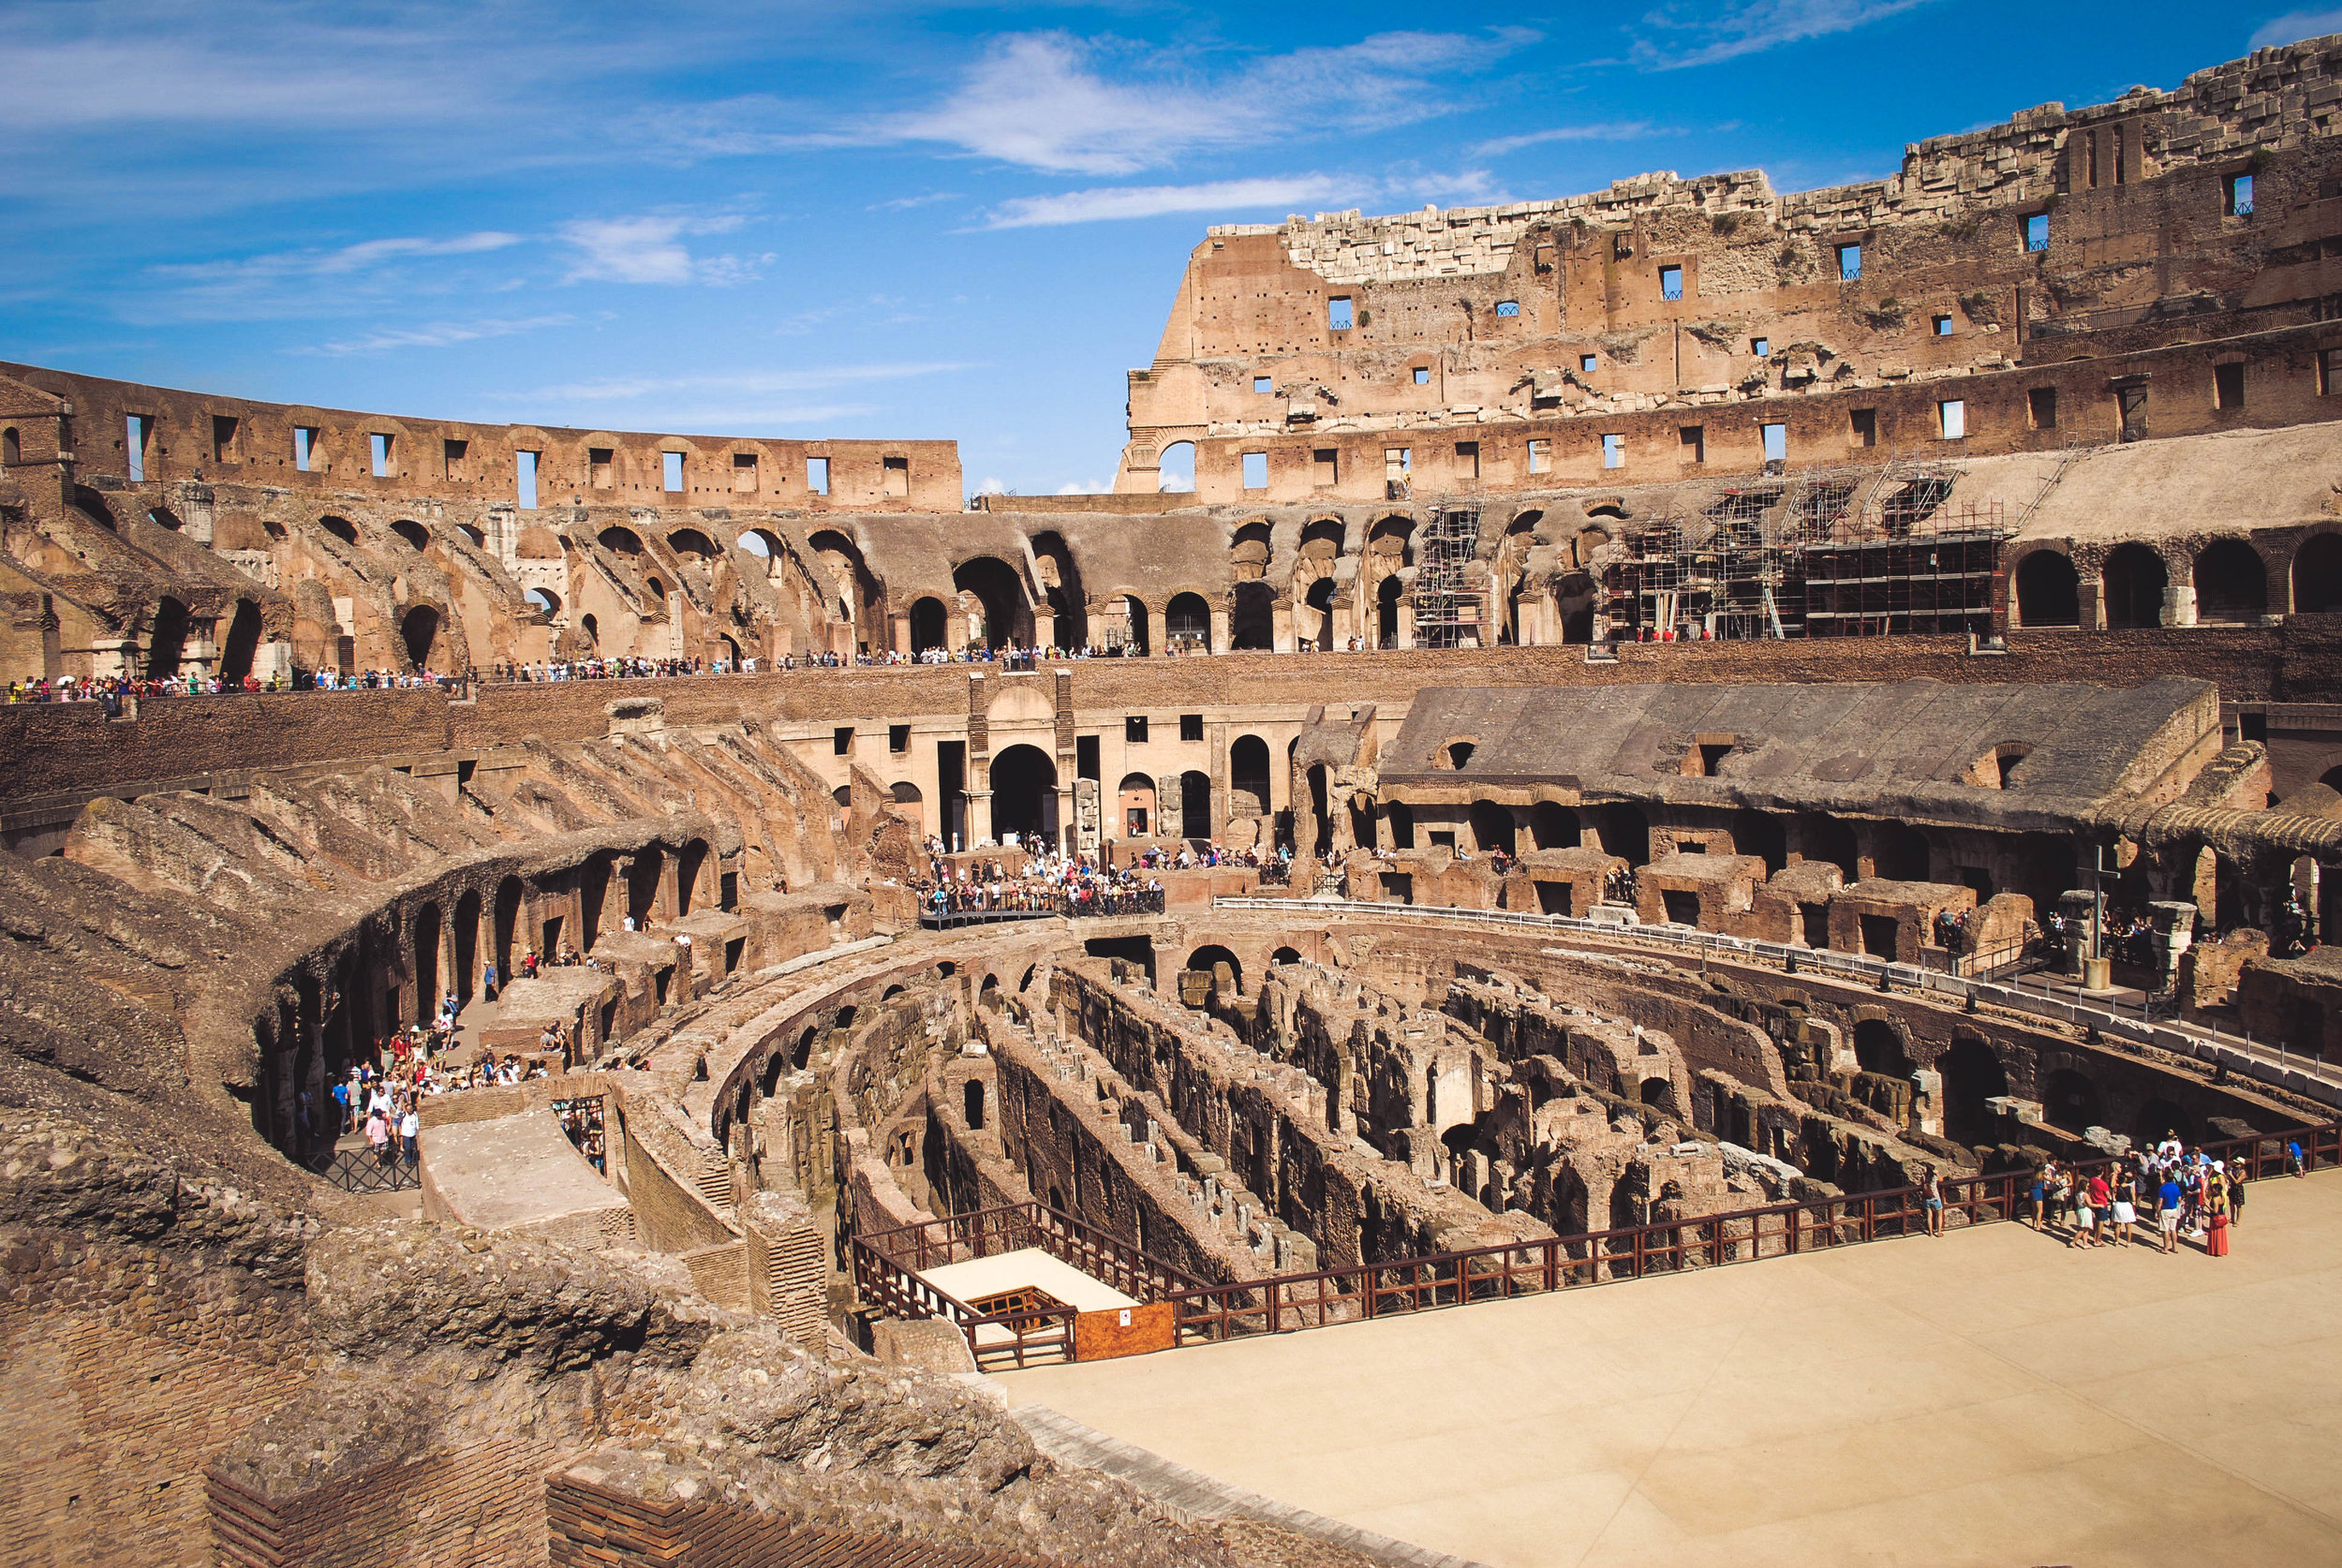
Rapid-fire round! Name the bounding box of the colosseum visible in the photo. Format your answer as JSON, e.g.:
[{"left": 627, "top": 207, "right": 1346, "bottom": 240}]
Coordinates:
[{"left": 8, "top": 32, "right": 2342, "bottom": 1568}]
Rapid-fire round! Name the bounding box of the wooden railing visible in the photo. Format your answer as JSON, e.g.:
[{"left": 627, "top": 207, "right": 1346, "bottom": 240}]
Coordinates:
[{"left": 858, "top": 1121, "right": 2341, "bottom": 1364}]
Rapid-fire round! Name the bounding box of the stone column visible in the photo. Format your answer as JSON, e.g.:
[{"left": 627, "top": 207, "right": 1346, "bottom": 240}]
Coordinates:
[
  {"left": 966, "top": 790, "right": 993, "bottom": 847},
  {"left": 1209, "top": 608, "right": 1231, "bottom": 656}
]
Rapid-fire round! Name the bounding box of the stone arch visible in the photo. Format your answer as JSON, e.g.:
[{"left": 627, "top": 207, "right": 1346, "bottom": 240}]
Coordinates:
[
  {"left": 889, "top": 781, "right": 924, "bottom": 836},
  {"left": 2193, "top": 538, "right": 2267, "bottom": 623},
  {"left": 667, "top": 526, "right": 720, "bottom": 560},
  {"left": 2102, "top": 542, "right": 2167, "bottom": 629},
  {"left": 494, "top": 875, "right": 525, "bottom": 981},
  {"left": 217, "top": 599, "right": 263, "bottom": 685},
  {"left": 1299, "top": 516, "right": 1346, "bottom": 565},
  {"left": 987, "top": 744, "right": 1058, "bottom": 843},
  {"left": 1529, "top": 802, "right": 1580, "bottom": 849},
  {"left": 1117, "top": 772, "right": 1157, "bottom": 837},
  {"left": 2041, "top": 1066, "right": 2100, "bottom": 1132},
  {"left": 964, "top": 1079, "right": 986, "bottom": 1131},
  {"left": 1229, "top": 734, "right": 1272, "bottom": 818},
  {"left": 1164, "top": 591, "right": 1210, "bottom": 647},
  {"left": 953, "top": 555, "right": 1030, "bottom": 649},
  {"left": 526, "top": 587, "right": 562, "bottom": 618},
  {"left": 148, "top": 506, "right": 183, "bottom": 531},
  {"left": 2012, "top": 548, "right": 2080, "bottom": 627},
  {"left": 2295, "top": 530, "right": 2342, "bottom": 614},
  {"left": 1935, "top": 1037, "right": 2008, "bottom": 1146},
  {"left": 1852, "top": 1019, "right": 1910, "bottom": 1077},
  {"left": 399, "top": 604, "right": 441, "bottom": 670},
  {"left": 1186, "top": 944, "right": 1242, "bottom": 996},
  {"left": 1469, "top": 800, "right": 1517, "bottom": 854},
  {"left": 1368, "top": 513, "right": 1416, "bottom": 568},
  {"left": 1156, "top": 440, "right": 1195, "bottom": 494},
  {"left": 1029, "top": 530, "right": 1089, "bottom": 648},
  {"left": 145, "top": 597, "right": 191, "bottom": 678},
  {"left": 1230, "top": 520, "right": 1273, "bottom": 579},
  {"left": 1302, "top": 575, "right": 1337, "bottom": 646},
  {"left": 1376, "top": 574, "right": 1405, "bottom": 647},
  {"left": 1119, "top": 594, "right": 1150, "bottom": 655},
  {"left": 391, "top": 518, "right": 429, "bottom": 551},
  {"left": 413, "top": 902, "right": 442, "bottom": 1020},
  {"left": 599, "top": 525, "right": 644, "bottom": 555},
  {"left": 1271, "top": 945, "right": 1304, "bottom": 968},
  {"left": 677, "top": 838, "right": 710, "bottom": 917},
  {"left": 452, "top": 887, "right": 482, "bottom": 999},
  {"left": 1179, "top": 769, "right": 1212, "bottom": 839},
  {"left": 319, "top": 514, "right": 357, "bottom": 544},
  {"left": 909, "top": 596, "right": 949, "bottom": 653},
  {"left": 2133, "top": 1097, "right": 2193, "bottom": 1147}
]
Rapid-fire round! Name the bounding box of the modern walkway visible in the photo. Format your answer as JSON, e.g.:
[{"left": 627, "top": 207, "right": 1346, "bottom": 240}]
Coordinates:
[{"left": 1001, "top": 1174, "right": 2342, "bottom": 1567}]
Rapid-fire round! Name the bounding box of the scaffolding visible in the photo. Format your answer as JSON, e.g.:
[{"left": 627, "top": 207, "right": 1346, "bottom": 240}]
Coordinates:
[
  {"left": 1597, "top": 452, "right": 2009, "bottom": 641},
  {"left": 1412, "top": 505, "right": 1488, "bottom": 649}
]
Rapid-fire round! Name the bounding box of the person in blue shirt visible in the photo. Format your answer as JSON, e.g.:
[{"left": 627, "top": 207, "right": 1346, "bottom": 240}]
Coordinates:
[{"left": 2158, "top": 1173, "right": 2186, "bottom": 1254}]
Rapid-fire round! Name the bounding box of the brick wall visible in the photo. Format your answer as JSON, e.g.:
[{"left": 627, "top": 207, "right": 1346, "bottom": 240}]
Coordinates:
[{"left": 209, "top": 1435, "right": 563, "bottom": 1568}]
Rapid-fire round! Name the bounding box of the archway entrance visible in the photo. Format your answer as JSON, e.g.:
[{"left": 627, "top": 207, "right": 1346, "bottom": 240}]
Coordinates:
[
  {"left": 953, "top": 557, "right": 1029, "bottom": 649},
  {"left": 400, "top": 604, "right": 441, "bottom": 669},
  {"left": 2194, "top": 540, "right": 2267, "bottom": 623},
  {"left": 2042, "top": 1068, "right": 2101, "bottom": 1132},
  {"left": 990, "top": 745, "right": 1058, "bottom": 847},
  {"left": 1377, "top": 574, "right": 1404, "bottom": 647},
  {"left": 146, "top": 598, "right": 191, "bottom": 678},
  {"left": 218, "top": 600, "right": 263, "bottom": 684},
  {"left": 2014, "top": 551, "right": 2080, "bottom": 627},
  {"left": 1530, "top": 802, "right": 1580, "bottom": 849},
  {"left": 2297, "top": 533, "right": 2342, "bottom": 614},
  {"left": 910, "top": 596, "right": 949, "bottom": 654},
  {"left": 1164, "top": 592, "right": 1209, "bottom": 650},
  {"left": 1179, "top": 769, "right": 1211, "bottom": 839},
  {"left": 1229, "top": 734, "right": 1271, "bottom": 819},
  {"left": 1469, "top": 801, "right": 1517, "bottom": 855},
  {"left": 1936, "top": 1038, "right": 2008, "bottom": 1146},
  {"left": 1232, "top": 581, "right": 1274, "bottom": 650},
  {"left": 2102, "top": 544, "right": 2167, "bottom": 629}
]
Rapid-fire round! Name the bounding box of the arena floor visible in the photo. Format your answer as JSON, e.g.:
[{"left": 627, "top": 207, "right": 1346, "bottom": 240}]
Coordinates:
[{"left": 1001, "top": 1174, "right": 2342, "bottom": 1567}]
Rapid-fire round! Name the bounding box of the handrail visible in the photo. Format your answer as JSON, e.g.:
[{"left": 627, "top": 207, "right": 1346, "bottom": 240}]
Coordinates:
[{"left": 1210, "top": 895, "right": 2342, "bottom": 1106}]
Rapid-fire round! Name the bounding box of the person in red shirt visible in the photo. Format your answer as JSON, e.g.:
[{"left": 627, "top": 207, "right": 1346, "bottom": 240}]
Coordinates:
[{"left": 2085, "top": 1172, "right": 2112, "bottom": 1248}]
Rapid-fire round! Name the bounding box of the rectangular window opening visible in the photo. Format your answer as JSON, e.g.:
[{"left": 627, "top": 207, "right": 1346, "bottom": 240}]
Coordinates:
[
  {"left": 1938, "top": 399, "right": 1967, "bottom": 440},
  {"left": 516, "top": 449, "right": 541, "bottom": 510},
  {"left": 1494, "top": 299, "right": 1521, "bottom": 318},
  {"left": 1579, "top": 354, "right": 1597, "bottom": 373},
  {"left": 1526, "top": 437, "right": 1550, "bottom": 475},
  {"left": 1455, "top": 440, "right": 1480, "bottom": 480},
  {"left": 1836, "top": 243, "right": 1862, "bottom": 281},
  {"left": 443, "top": 437, "right": 468, "bottom": 481},
  {"left": 1752, "top": 336, "right": 1771, "bottom": 357},
  {"left": 1241, "top": 451, "right": 1269, "bottom": 490},
  {"left": 1601, "top": 433, "right": 1625, "bottom": 469},
  {"left": 1254, "top": 375, "right": 1273, "bottom": 393},
  {"left": 369, "top": 432, "right": 393, "bottom": 478},
  {"left": 1312, "top": 448, "right": 1338, "bottom": 486},
  {"left": 2086, "top": 131, "right": 2100, "bottom": 189},
  {"left": 807, "top": 455, "right": 830, "bottom": 496},
  {"left": 1125, "top": 716, "right": 1148, "bottom": 744},
  {"left": 589, "top": 446, "right": 615, "bottom": 489},
  {"left": 1932, "top": 315, "right": 1953, "bottom": 336},
  {"left": 1680, "top": 425, "right": 1705, "bottom": 463},
  {"left": 2025, "top": 212, "right": 2051, "bottom": 252},
  {"left": 1178, "top": 713, "right": 1204, "bottom": 743},
  {"left": 2322, "top": 348, "right": 2342, "bottom": 396},
  {"left": 889, "top": 724, "right": 911, "bottom": 754},
  {"left": 126, "top": 414, "right": 151, "bottom": 482},
  {"left": 2228, "top": 173, "right": 2255, "bottom": 216},
  {"left": 2215, "top": 362, "right": 2246, "bottom": 410},
  {"left": 1850, "top": 408, "right": 1877, "bottom": 449},
  {"left": 883, "top": 454, "right": 910, "bottom": 498},
  {"left": 2028, "top": 387, "right": 2059, "bottom": 430},
  {"left": 1760, "top": 422, "right": 1787, "bottom": 463},
  {"left": 1076, "top": 734, "right": 1100, "bottom": 781},
  {"left": 1327, "top": 296, "right": 1354, "bottom": 332},
  {"left": 210, "top": 414, "right": 239, "bottom": 464},
  {"left": 1384, "top": 447, "right": 1412, "bottom": 480},
  {"left": 732, "top": 451, "right": 759, "bottom": 493},
  {"left": 661, "top": 451, "right": 684, "bottom": 492},
  {"left": 1658, "top": 265, "right": 1683, "bottom": 302},
  {"left": 832, "top": 727, "right": 853, "bottom": 757},
  {"left": 1413, "top": 365, "right": 1430, "bottom": 385},
  {"left": 294, "top": 426, "right": 318, "bottom": 473}
]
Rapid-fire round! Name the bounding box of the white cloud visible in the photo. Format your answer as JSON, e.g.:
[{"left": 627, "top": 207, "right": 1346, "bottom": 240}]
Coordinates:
[
  {"left": 2251, "top": 9, "right": 2342, "bottom": 47},
  {"left": 1473, "top": 122, "right": 1673, "bottom": 156},
  {"left": 504, "top": 363, "right": 975, "bottom": 404},
  {"left": 155, "top": 231, "right": 521, "bottom": 284},
  {"left": 308, "top": 314, "right": 576, "bottom": 355},
  {"left": 557, "top": 214, "right": 770, "bottom": 286},
  {"left": 1055, "top": 481, "right": 1106, "bottom": 496},
  {"left": 1631, "top": 0, "right": 1934, "bottom": 69},
  {"left": 979, "top": 170, "right": 1507, "bottom": 229}
]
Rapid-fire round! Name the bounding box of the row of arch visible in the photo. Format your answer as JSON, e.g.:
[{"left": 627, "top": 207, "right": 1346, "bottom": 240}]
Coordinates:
[{"left": 2012, "top": 533, "right": 2342, "bottom": 628}]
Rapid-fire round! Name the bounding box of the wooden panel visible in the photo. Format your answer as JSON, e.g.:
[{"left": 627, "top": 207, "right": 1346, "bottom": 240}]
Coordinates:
[{"left": 1074, "top": 1302, "right": 1175, "bottom": 1361}]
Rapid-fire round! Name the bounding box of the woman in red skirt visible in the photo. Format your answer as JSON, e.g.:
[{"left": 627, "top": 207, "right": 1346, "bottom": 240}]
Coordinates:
[{"left": 2203, "top": 1177, "right": 2231, "bottom": 1257}]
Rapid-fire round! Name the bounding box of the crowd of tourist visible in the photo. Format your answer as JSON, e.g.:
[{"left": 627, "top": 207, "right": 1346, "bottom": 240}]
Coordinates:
[
  {"left": 2020, "top": 1134, "right": 2305, "bottom": 1256},
  {"left": 920, "top": 841, "right": 1168, "bottom": 920}
]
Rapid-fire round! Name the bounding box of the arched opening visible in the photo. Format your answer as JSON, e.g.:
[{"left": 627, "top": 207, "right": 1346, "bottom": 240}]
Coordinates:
[
  {"left": 579, "top": 613, "right": 600, "bottom": 650},
  {"left": 1936, "top": 1038, "right": 2008, "bottom": 1146},
  {"left": 953, "top": 556, "right": 1029, "bottom": 649},
  {"left": 2194, "top": 539, "right": 2268, "bottom": 623},
  {"left": 1468, "top": 801, "right": 1517, "bottom": 855},
  {"left": 1271, "top": 945, "right": 1304, "bottom": 968},
  {"left": 645, "top": 575, "right": 666, "bottom": 600},
  {"left": 1121, "top": 595, "right": 1150, "bottom": 655},
  {"left": 909, "top": 596, "right": 949, "bottom": 654},
  {"left": 1303, "top": 575, "right": 1337, "bottom": 647},
  {"left": 1, "top": 428, "right": 16, "bottom": 466},
  {"left": 1229, "top": 734, "right": 1272, "bottom": 819},
  {"left": 1084, "top": 935, "right": 1155, "bottom": 984},
  {"left": 1230, "top": 521, "right": 1273, "bottom": 580},
  {"left": 1601, "top": 804, "right": 1651, "bottom": 866},
  {"left": 1735, "top": 809, "right": 1787, "bottom": 876},
  {"left": 1800, "top": 813, "right": 1860, "bottom": 880},
  {"left": 145, "top": 598, "right": 190, "bottom": 678},
  {"left": 1117, "top": 773, "right": 1157, "bottom": 838},
  {"left": 627, "top": 846, "right": 665, "bottom": 925},
  {"left": 889, "top": 781, "right": 925, "bottom": 837},
  {"left": 2296, "top": 533, "right": 2342, "bottom": 614},
  {"left": 319, "top": 514, "right": 358, "bottom": 544},
  {"left": 493, "top": 876, "right": 524, "bottom": 983},
  {"left": 2133, "top": 1097, "right": 2193, "bottom": 1149},
  {"left": 677, "top": 839, "right": 709, "bottom": 917},
  {"left": 1852, "top": 1020, "right": 1909, "bottom": 1077},
  {"left": 667, "top": 527, "right": 719, "bottom": 560},
  {"left": 414, "top": 904, "right": 442, "bottom": 1020},
  {"left": 399, "top": 605, "right": 441, "bottom": 670},
  {"left": 1030, "top": 531, "right": 1088, "bottom": 648},
  {"left": 391, "top": 518, "right": 429, "bottom": 551},
  {"left": 217, "top": 599, "right": 262, "bottom": 686},
  {"left": 457, "top": 523, "right": 486, "bottom": 548},
  {"left": 579, "top": 854, "right": 611, "bottom": 952},
  {"left": 735, "top": 527, "right": 782, "bottom": 563},
  {"left": 1529, "top": 802, "right": 1580, "bottom": 850},
  {"left": 1377, "top": 574, "right": 1404, "bottom": 647},
  {"left": 599, "top": 525, "right": 644, "bottom": 555},
  {"left": 1307, "top": 764, "right": 1332, "bottom": 854},
  {"left": 793, "top": 1025, "right": 817, "bottom": 1072},
  {"left": 147, "top": 507, "right": 183, "bottom": 531},
  {"left": 1386, "top": 800, "right": 1415, "bottom": 849},
  {"left": 1638, "top": 1077, "right": 1672, "bottom": 1109},
  {"left": 1231, "top": 581, "right": 1275, "bottom": 650},
  {"left": 989, "top": 745, "right": 1058, "bottom": 846},
  {"left": 525, "top": 587, "right": 561, "bottom": 618},
  {"left": 1164, "top": 592, "right": 1210, "bottom": 650},
  {"left": 1156, "top": 440, "right": 1195, "bottom": 493},
  {"left": 1185, "top": 945, "right": 1242, "bottom": 997},
  {"left": 1348, "top": 793, "right": 1377, "bottom": 850},
  {"left": 964, "top": 1079, "right": 986, "bottom": 1130},
  {"left": 2013, "top": 550, "right": 2080, "bottom": 627},
  {"left": 2041, "top": 1068, "right": 2101, "bottom": 1133},
  {"left": 2102, "top": 543, "right": 2167, "bottom": 629},
  {"left": 1179, "top": 769, "right": 1212, "bottom": 839},
  {"left": 452, "top": 888, "right": 481, "bottom": 999}
]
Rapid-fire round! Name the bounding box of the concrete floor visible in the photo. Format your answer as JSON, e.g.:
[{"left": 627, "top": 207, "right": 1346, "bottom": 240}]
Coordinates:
[{"left": 1001, "top": 1174, "right": 2342, "bottom": 1567}]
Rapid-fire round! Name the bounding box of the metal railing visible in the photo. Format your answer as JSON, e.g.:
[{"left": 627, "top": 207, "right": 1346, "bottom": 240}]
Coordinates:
[
  {"left": 918, "top": 889, "right": 1167, "bottom": 929},
  {"left": 1210, "top": 896, "right": 2342, "bottom": 1106},
  {"left": 312, "top": 1142, "right": 422, "bottom": 1193}
]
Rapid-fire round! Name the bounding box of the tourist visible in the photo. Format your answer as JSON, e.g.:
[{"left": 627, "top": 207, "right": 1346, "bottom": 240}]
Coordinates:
[
  {"left": 1920, "top": 1165, "right": 1945, "bottom": 1236},
  {"left": 2289, "top": 1136, "right": 2306, "bottom": 1177},
  {"left": 365, "top": 1105, "right": 393, "bottom": 1166},
  {"left": 2223, "top": 1161, "right": 2245, "bottom": 1229},
  {"left": 482, "top": 959, "right": 498, "bottom": 1001},
  {"left": 2068, "top": 1170, "right": 2098, "bottom": 1249},
  {"left": 399, "top": 1099, "right": 421, "bottom": 1164},
  {"left": 2027, "top": 1161, "right": 2049, "bottom": 1232},
  {"left": 2111, "top": 1168, "right": 2139, "bottom": 1247},
  {"left": 2203, "top": 1173, "right": 2232, "bottom": 1256},
  {"left": 2158, "top": 1166, "right": 2185, "bottom": 1253}
]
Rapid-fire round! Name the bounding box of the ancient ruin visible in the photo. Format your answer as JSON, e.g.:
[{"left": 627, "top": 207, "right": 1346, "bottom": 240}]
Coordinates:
[{"left": 8, "top": 33, "right": 2342, "bottom": 1568}]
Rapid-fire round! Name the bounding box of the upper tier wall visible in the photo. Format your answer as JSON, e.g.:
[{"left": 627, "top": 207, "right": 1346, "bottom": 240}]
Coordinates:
[{"left": 0, "top": 362, "right": 965, "bottom": 513}]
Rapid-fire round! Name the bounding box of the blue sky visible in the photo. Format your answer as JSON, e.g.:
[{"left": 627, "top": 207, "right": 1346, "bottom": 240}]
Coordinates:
[{"left": 5, "top": 0, "right": 2338, "bottom": 497}]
